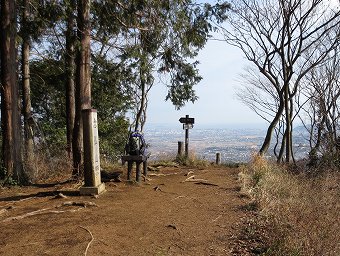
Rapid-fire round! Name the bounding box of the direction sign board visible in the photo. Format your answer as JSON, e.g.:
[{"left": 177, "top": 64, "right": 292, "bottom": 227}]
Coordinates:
[
  {"left": 183, "top": 123, "right": 194, "bottom": 129},
  {"left": 179, "top": 117, "right": 195, "bottom": 124}
]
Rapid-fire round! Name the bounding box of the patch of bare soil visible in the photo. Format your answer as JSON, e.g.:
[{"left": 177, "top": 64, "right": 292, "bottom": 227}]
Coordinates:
[{"left": 0, "top": 166, "right": 253, "bottom": 256}]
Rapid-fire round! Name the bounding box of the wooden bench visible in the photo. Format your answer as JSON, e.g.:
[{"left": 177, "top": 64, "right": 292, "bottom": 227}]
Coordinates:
[{"left": 121, "top": 155, "right": 148, "bottom": 182}]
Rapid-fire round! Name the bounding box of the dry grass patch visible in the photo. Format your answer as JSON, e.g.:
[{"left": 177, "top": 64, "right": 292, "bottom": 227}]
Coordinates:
[
  {"left": 21, "top": 151, "right": 73, "bottom": 184},
  {"left": 239, "top": 155, "right": 340, "bottom": 256}
]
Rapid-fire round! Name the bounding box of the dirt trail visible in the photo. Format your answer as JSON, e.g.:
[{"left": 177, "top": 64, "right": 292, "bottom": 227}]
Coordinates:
[{"left": 0, "top": 166, "right": 250, "bottom": 256}]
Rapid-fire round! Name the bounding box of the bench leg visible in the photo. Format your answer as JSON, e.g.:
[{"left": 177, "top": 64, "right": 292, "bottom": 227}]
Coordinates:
[
  {"left": 127, "top": 161, "right": 133, "bottom": 180},
  {"left": 136, "top": 162, "right": 141, "bottom": 182},
  {"left": 136, "top": 162, "right": 140, "bottom": 182},
  {"left": 143, "top": 161, "right": 147, "bottom": 178}
]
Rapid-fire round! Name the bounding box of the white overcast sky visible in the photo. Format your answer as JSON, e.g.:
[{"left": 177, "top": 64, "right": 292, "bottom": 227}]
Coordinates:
[
  {"left": 145, "top": 0, "right": 263, "bottom": 127},
  {"left": 146, "top": 0, "right": 339, "bottom": 127},
  {"left": 146, "top": 38, "right": 265, "bottom": 126}
]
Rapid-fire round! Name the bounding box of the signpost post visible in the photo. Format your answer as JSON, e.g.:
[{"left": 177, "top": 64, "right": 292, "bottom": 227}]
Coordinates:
[{"left": 179, "top": 115, "right": 195, "bottom": 157}]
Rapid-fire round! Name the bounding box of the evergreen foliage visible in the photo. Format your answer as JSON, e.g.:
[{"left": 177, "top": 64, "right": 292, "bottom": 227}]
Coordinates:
[{"left": 0, "top": 0, "right": 229, "bottom": 181}]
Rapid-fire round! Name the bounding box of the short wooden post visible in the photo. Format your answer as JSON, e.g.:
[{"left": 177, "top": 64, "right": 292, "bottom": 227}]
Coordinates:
[
  {"left": 216, "top": 153, "right": 221, "bottom": 165},
  {"left": 178, "top": 141, "right": 183, "bottom": 156}
]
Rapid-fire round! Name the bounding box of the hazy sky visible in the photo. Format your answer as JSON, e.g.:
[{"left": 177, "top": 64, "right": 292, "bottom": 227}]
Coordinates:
[
  {"left": 146, "top": 0, "right": 339, "bottom": 127},
  {"left": 146, "top": 38, "right": 266, "bottom": 127}
]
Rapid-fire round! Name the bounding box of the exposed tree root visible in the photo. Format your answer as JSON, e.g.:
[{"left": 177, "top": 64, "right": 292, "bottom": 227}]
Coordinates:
[
  {"left": 2, "top": 201, "right": 97, "bottom": 222},
  {"left": 148, "top": 172, "right": 179, "bottom": 177},
  {"left": 182, "top": 175, "right": 209, "bottom": 183},
  {"left": 194, "top": 181, "right": 219, "bottom": 186},
  {"left": 80, "top": 226, "right": 94, "bottom": 256},
  {"left": 58, "top": 201, "right": 98, "bottom": 208},
  {"left": 182, "top": 175, "right": 219, "bottom": 186}
]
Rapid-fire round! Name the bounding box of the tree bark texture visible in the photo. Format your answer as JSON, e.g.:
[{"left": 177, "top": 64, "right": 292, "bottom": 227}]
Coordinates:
[
  {"left": 284, "top": 84, "right": 292, "bottom": 162},
  {"left": 72, "top": 0, "right": 92, "bottom": 176},
  {"left": 134, "top": 66, "right": 146, "bottom": 132},
  {"left": 259, "top": 95, "right": 285, "bottom": 155},
  {"left": 21, "top": 0, "right": 34, "bottom": 180},
  {"left": 1, "top": 0, "right": 24, "bottom": 182},
  {"left": 65, "top": 0, "right": 76, "bottom": 159}
]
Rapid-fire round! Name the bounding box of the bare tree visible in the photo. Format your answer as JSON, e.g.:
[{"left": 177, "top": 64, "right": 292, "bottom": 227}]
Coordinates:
[
  {"left": 223, "top": 0, "right": 339, "bottom": 162},
  {"left": 236, "top": 67, "right": 286, "bottom": 161},
  {"left": 299, "top": 45, "right": 340, "bottom": 166}
]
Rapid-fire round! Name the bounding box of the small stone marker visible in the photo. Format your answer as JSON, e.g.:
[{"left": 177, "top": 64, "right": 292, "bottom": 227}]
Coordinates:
[{"left": 80, "top": 109, "right": 106, "bottom": 196}]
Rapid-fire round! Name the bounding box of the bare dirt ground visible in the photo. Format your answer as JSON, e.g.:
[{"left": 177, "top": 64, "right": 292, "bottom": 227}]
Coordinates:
[{"left": 0, "top": 166, "right": 253, "bottom": 256}]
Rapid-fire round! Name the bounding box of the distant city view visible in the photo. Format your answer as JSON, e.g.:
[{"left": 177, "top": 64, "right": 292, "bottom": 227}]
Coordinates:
[{"left": 144, "top": 123, "right": 310, "bottom": 163}]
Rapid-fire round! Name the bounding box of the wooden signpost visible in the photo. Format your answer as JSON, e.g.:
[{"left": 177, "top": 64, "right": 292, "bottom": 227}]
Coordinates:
[
  {"left": 80, "top": 109, "right": 106, "bottom": 196},
  {"left": 179, "top": 115, "right": 195, "bottom": 157}
]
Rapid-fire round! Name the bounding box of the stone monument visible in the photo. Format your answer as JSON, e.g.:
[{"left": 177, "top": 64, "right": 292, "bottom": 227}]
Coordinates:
[{"left": 80, "top": 109, "right": 105, "bottom": 195}]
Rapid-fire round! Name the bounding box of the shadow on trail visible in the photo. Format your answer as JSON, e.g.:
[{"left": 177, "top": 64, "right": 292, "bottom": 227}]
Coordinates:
[
  {"left": 0, "top": 179, "right": 81, "bottom": 202},
  {"left": 0, "top": 190, "right": 80, "bottom": 202}
]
